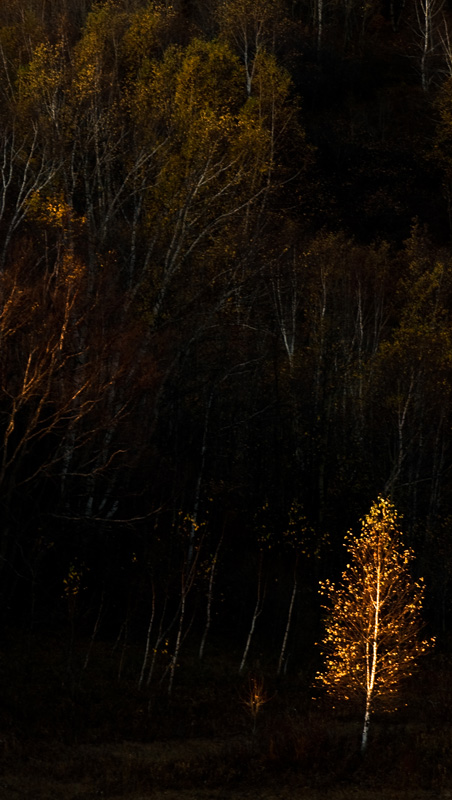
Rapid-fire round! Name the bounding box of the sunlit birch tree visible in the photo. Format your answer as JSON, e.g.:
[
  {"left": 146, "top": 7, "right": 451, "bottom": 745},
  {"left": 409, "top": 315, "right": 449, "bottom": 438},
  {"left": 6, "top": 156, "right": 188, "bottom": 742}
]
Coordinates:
[{"left": 316, "top": 497, "right": 433, "bottom": 753}]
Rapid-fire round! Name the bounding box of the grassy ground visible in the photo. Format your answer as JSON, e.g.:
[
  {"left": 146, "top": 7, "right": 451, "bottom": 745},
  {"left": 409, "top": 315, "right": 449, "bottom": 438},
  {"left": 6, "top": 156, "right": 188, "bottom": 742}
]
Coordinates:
[
  {"left": 0, "top": 632, "right": 451, "bottom": 799},
  {"left": 0, "top": 737, "right": 449, "bottom": 800},
  {"left": 0, "top": 736, "right": 448, "bottom": 800}
]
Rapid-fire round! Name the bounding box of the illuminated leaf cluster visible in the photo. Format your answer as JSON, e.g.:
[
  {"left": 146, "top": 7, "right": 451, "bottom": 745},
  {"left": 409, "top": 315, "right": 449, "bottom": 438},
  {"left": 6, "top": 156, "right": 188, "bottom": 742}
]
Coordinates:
[{"left": 63, "top": 562, "right": 84, "bottom": 599}]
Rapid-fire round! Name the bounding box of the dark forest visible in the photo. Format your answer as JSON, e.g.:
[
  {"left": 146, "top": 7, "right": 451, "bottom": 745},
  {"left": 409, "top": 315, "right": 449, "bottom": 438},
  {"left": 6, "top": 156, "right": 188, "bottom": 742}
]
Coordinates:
[{"left": 1, "top": 0, "right": 452, "bottom": 796}]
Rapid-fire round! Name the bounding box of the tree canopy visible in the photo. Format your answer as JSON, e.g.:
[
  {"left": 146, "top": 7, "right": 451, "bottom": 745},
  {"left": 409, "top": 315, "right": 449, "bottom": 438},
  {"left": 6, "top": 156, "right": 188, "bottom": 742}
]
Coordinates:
[{"left": 0, "top": 0, "right": 449, "bottom": 715}]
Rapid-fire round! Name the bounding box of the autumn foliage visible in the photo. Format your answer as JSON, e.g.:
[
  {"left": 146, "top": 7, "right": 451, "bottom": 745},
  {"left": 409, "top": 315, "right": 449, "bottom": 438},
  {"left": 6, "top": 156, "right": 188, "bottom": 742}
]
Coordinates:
[
  {"left": 0, "top": 1, "right": 451, "bottom": 785},
  {"left": 316, "top": 497, "right": 433, "bottom": 750}
]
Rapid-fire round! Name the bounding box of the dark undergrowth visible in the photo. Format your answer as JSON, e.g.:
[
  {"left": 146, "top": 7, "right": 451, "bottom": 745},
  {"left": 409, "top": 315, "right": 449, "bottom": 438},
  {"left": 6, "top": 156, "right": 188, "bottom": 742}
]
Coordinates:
[{"left": 0, "top": 630, "right": 450, "bottom": 799}]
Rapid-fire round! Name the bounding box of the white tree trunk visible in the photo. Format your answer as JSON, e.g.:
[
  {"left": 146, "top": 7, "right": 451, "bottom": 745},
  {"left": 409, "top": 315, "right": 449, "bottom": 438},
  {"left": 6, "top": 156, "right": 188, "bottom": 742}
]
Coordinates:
[
  {"left": 138, "top": 583, "right": 156, "bottom": 690},
  {"left": 239, "top": 551, "right": 265, "bottom": 673},
  {"left": 361, "top": 552, "right": 381, "bottom": 753},
  {"left": 361, "top": 695, "right": 372, "bottom": 753},
  {"left": 277, "top": 572, "right": 297, "bottom": 676}
]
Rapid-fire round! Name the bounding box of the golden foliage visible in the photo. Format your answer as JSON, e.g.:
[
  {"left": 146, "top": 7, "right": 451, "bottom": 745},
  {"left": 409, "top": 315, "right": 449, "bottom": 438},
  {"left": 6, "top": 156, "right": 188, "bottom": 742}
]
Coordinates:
[
  {"left": 242, "top": 675, "right": 272, "bottom": 718},
  {"left": 26, "top": 192, "right": 87, "bottom": 245},
  {"left": 17, "top": 39, "right": 66, "bottom": 122},
  {"left": 316, "top": 497, "right": 433, "bottom": 710}
]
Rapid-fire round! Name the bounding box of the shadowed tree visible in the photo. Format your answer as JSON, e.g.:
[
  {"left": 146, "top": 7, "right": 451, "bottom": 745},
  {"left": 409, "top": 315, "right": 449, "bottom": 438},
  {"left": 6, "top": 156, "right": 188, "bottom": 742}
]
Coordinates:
[{"left": 216, "top": 0, "right": 285, "bottom": 95}]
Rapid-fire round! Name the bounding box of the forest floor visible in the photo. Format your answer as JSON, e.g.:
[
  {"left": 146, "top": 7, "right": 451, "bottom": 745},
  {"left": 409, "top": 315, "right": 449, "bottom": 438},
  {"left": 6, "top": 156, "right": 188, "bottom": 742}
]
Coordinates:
[
  {"left": 1, "top": 635, "right": 451, "bottom": 799},
  {"left": 0, "top": 735, "right": 449, "bottom": 800}
]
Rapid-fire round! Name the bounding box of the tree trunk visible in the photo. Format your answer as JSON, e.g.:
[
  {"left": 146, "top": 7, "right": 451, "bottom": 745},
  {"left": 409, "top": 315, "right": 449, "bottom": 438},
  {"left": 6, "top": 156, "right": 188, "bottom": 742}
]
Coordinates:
[
  {"left": 277, "top": 569, "right": 297, "bottom": 676},
  {"left": 239, "top": 550, "right": 265, "bottom": 673},
  {"left": 361, "top": 695, "right": 371, "bottom": 753}
]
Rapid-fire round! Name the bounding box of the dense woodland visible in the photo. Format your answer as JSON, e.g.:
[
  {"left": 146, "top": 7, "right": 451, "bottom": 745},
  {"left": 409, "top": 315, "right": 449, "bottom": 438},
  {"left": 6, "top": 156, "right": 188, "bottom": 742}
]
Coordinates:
[{"left": 2, "top": 0, "right": 452, "bottom": 769}]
